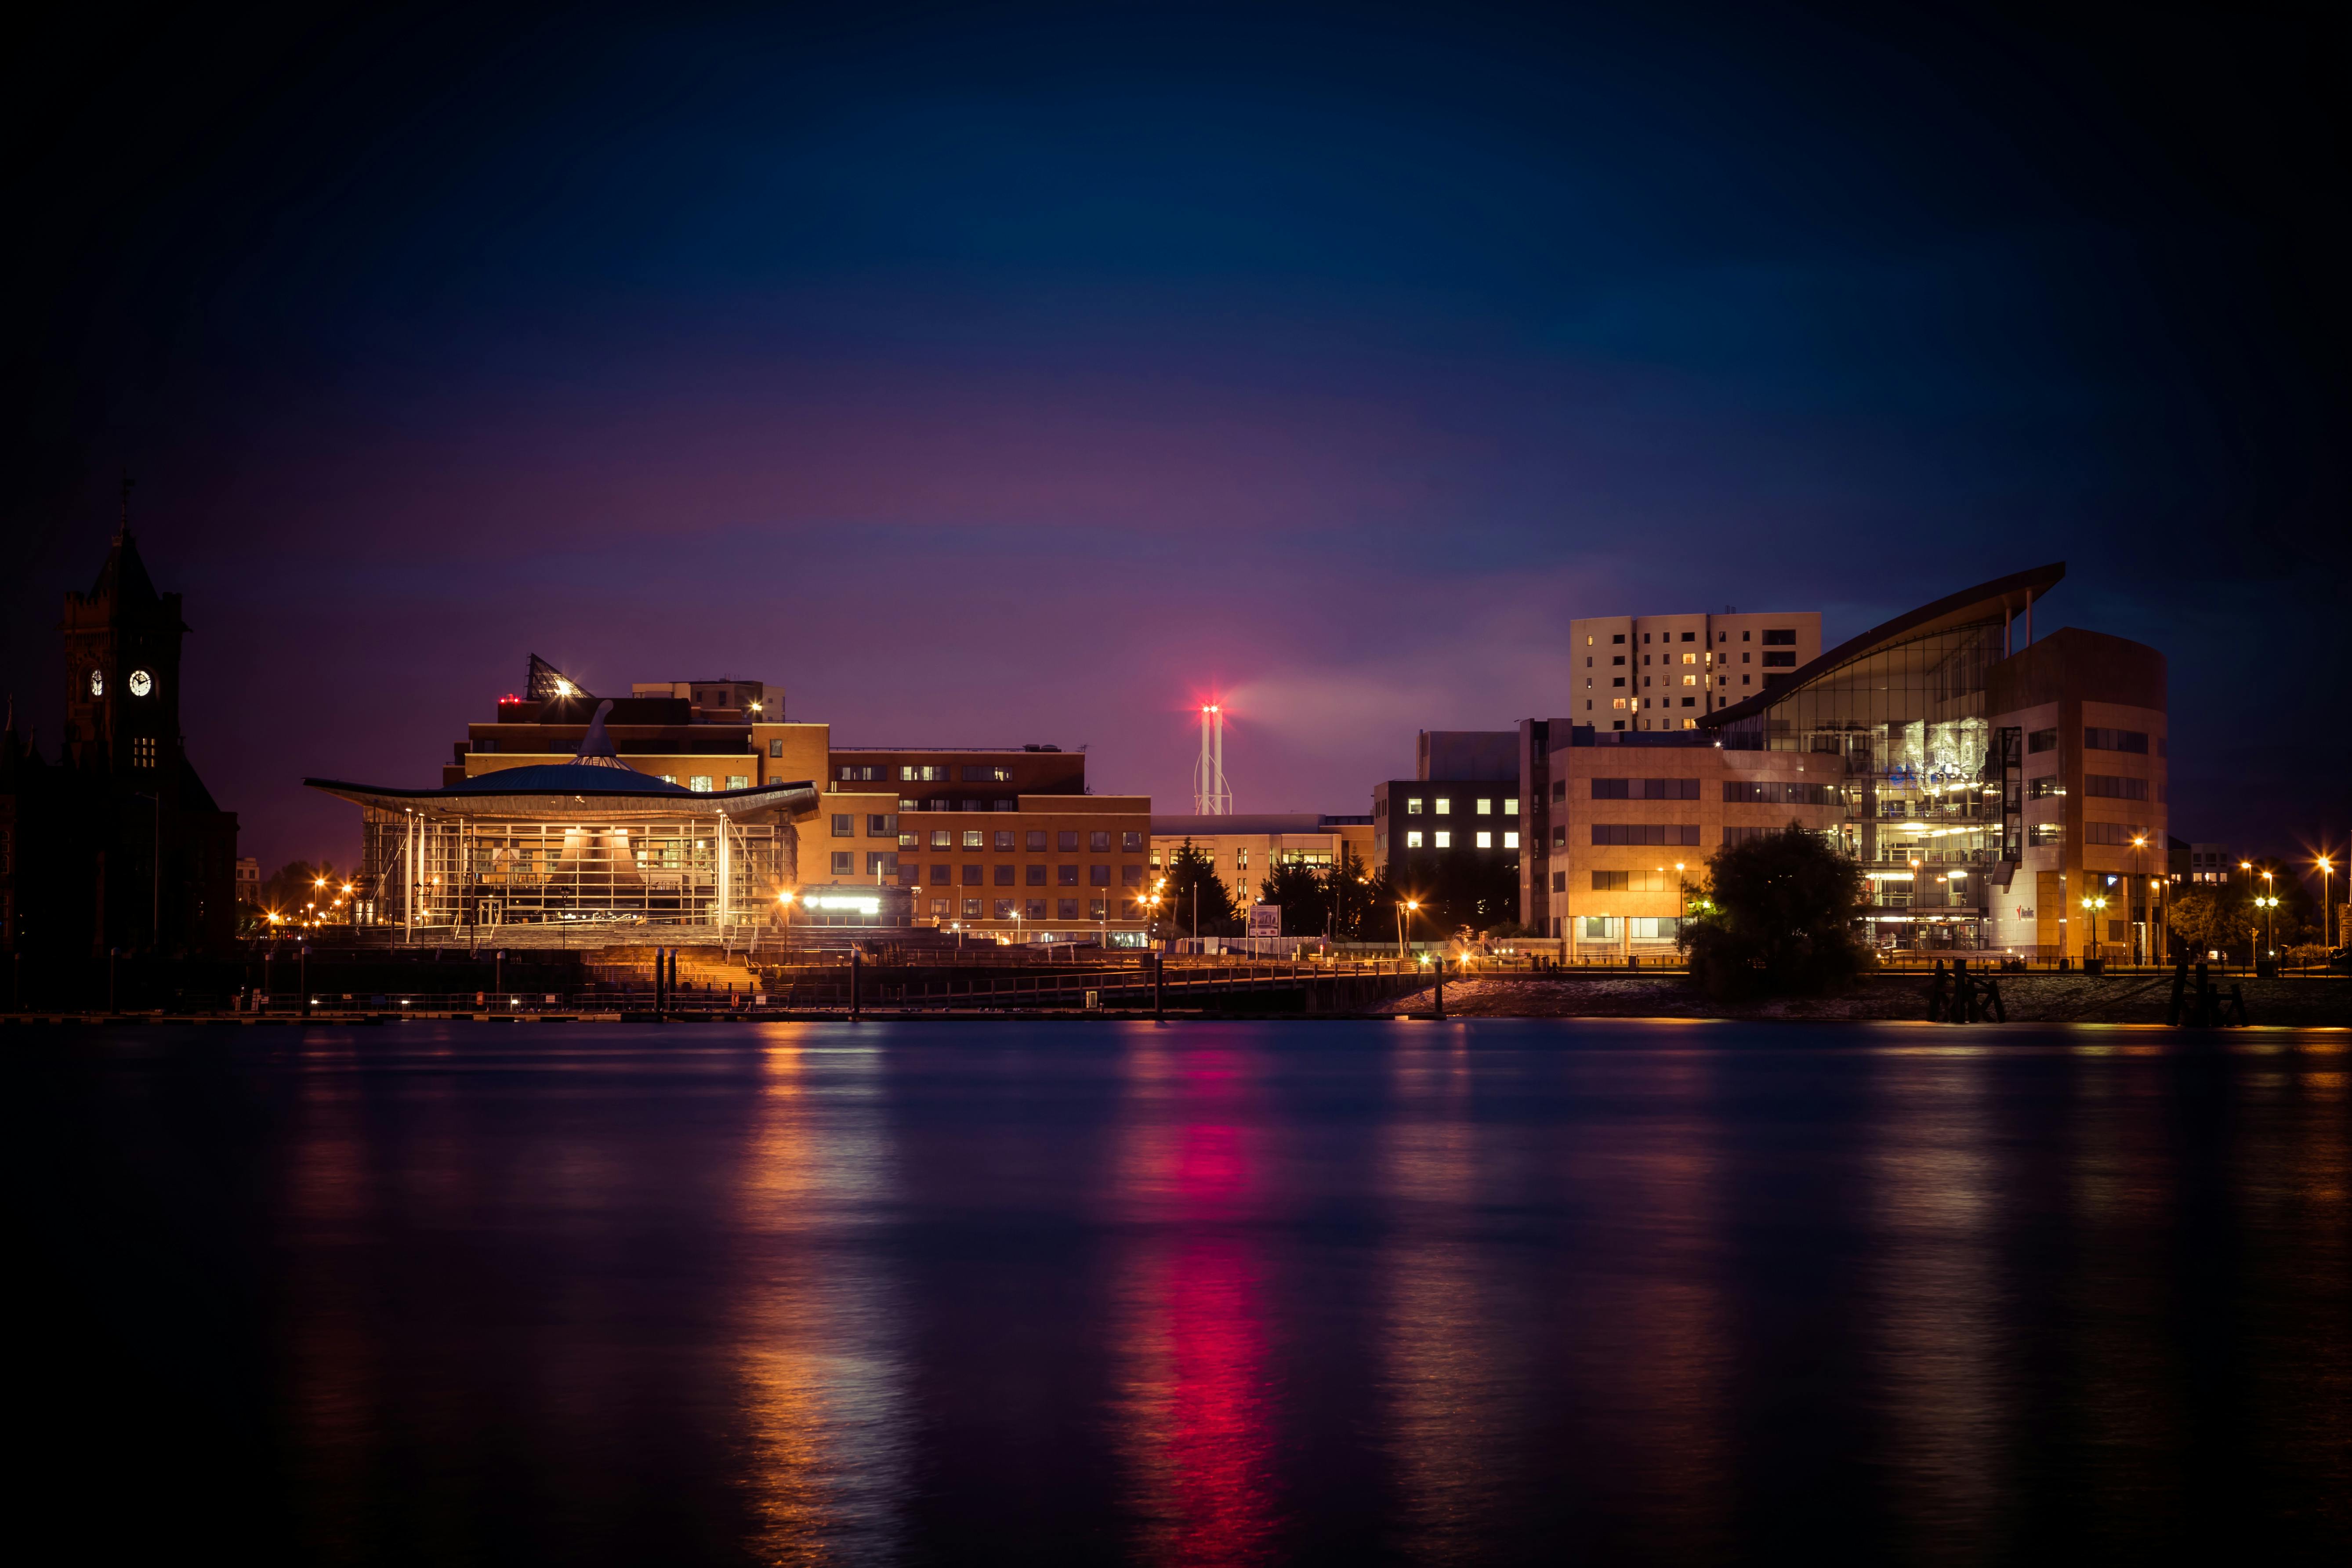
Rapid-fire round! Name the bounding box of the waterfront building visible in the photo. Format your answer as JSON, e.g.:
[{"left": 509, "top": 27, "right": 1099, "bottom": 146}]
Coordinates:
[
  {"left": 319, "top": 656, "right": 1151, "bottom": 945},
  {"left": 0, "top": 525, "right": 240, "bottom": 958},
  {"left": 1522, "top": 565, "right": 2157, "bottom": 961}
]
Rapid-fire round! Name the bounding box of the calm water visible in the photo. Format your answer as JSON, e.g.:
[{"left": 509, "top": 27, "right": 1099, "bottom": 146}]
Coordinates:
[{"left": 10, "top": 1021, "right": 2348, "bottom": 1564}]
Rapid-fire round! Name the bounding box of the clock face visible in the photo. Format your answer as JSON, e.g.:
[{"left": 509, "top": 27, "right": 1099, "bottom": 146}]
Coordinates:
[
  {"left": 128, "top": 669, "right": 153, "bottom": 697},
  {"left": 87, "top": 669, "right": 103, "bottom": 697}
]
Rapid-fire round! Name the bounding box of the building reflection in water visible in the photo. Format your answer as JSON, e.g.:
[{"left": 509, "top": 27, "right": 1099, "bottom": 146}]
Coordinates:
[
  {"left": 1377, "top": 1036, "right": 1731, "bottom": 1561},
  {"left": 1109, "top": 1039, "right": 1278, "bottom": 1567},
  {"left": 732, "top": 1032, "right": 909, "bottom": 1566},
  {"left": 1869, "top": 1047, "right": 2010, "bottom": 1555}
]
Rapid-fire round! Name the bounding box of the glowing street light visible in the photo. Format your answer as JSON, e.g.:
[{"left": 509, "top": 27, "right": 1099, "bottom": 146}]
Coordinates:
[
  {"left": 2079, "top": 891, "right": 2109, "bottom": 966},
  {"left": 2319, "top": 855, "right": 2336, "bottom": 949}
]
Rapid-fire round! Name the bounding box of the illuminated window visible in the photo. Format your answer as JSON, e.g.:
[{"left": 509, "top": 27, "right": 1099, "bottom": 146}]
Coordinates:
[
  {"left": 690, "top": 775, "right": 714, "bottom": 793},
  {"left": 1504, "top": 799, "right": 1518, "bottom": 815},
  {"left": 1406, "top": 797, "right": 1424, "bottom": 815},
  {"left": 963, "top": 829, "right": 985, "bottom": 848},
  {"left": 964, "top": 898, "right": 983, "bottom": 918},
  {"left": 1476, "top": 831, "right": 1493, "bottom": 848},
  {"left": 1406, "top": 831, "right": 1424, "bottom": 849},
  {"left": 1476, "top": 799, "right": 1492, "bottom": 815},
  {"left": 1435, "top": 798, "right": 1451, "bottom": 815},
  {"left": 930, "top": 829, "right": 951, "bottom": 848},
  {"left": 1434, "top": 831, "right": 1452, "bottom": 848},
  {"left": 132, "top": 736, "right": 156, "bottom": 768},
  {"left": 1504, "top": 831, "right": 1520, "bottom": 849}
]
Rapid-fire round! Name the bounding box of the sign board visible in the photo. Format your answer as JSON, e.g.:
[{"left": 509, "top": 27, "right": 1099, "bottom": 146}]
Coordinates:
[{"left": 1247, "top": 904, "right": 1281, "bottom": 938}]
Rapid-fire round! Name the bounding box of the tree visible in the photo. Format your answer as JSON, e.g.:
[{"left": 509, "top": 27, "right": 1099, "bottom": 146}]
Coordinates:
[
  {"left": 1258, "top": 860, "right": 1327, "bottom": 937},
  {"left": 1326, "top": 847, "right": 1387, "bottom": 941},
  {"left": 1678, "top": 826, "right": 1873, "bottom": 999},
  {"left": 2167, "top": 889, "right": 2224, "bottom": 956},
  {"left": 1162, "top": 840, "right": 1240, "bottom": 938}
]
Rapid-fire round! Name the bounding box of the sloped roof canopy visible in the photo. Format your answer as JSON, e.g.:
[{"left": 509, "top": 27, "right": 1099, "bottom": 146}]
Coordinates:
[
  {"left": 305, "top": 699, "right": 818, "bottom": 820},
  {"left": 1699, "top": 562, "right": 2064, "bottom": 730}
]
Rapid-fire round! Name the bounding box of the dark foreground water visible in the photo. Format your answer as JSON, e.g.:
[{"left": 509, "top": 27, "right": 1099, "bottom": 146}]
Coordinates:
[{"left": 8, "top": 1021, "right": 2348, "bottom": 1564}]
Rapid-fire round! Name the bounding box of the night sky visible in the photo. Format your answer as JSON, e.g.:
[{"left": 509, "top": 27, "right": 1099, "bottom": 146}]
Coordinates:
[{"left": 7, "top": 3, "right": 2346, "bottom": 879}]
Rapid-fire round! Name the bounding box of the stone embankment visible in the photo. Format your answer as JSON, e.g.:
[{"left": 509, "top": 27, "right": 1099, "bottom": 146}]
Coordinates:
[{"left": 1388, "top": 970, "right": 2352, "bottom": 1026}]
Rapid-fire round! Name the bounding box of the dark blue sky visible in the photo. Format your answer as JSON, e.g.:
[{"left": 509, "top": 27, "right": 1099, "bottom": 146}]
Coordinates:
[{"left": 7, "top": 3, "right": 2345, "bottom": 880}]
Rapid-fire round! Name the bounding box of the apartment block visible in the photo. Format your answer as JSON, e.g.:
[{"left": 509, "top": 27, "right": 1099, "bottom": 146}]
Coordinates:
[{"left": 1566, "top": 609, "right": 1822, "bottom": 733}]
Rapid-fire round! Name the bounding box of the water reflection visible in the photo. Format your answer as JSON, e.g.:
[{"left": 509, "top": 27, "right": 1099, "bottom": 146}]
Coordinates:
[
  {"left": 731, "top": 1033, "right": 907, "bottom": 1564},
  {"left": 1869, "top": 1049, "right": 2009, "bottom": 1557},
  {"left": 29, "top": 1021, "right": 2348, "bottom": 1563},
  {"left": 1110, "top": 1040, "right": 1279, "bottom": 1566}
]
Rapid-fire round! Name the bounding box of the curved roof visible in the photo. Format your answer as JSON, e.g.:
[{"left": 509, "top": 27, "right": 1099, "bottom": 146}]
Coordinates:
[
  {"left": 303, "top": 696, "right": 818, "bottom": 819},
  {"left": 1699, "top": 562, "right": 2063, "bottom": 729},
  {"left": 303, "top": 775, "right": 820, "bottom": 821}
]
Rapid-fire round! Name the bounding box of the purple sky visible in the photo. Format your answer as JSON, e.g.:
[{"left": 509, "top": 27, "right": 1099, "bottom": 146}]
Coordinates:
[{"left": 7, "top": 4, "right": 2346, "bottom": 879}]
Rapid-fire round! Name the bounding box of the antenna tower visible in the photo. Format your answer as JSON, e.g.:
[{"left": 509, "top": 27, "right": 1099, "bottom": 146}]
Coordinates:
[{"left": 1193, "top": 704, "right": 1231, "bottom": 815}]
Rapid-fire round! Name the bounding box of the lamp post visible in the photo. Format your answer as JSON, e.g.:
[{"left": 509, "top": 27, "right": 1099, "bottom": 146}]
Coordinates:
[
  {"left": 2131, "top": 836, "right": 2148, "bottom": 966},
  {"left": 2320, "top": 855, "right": 2335, "bottom": 949},
  {"left": 2255, "top": 893, "right": 2279, "bottom": 962},
  {"left": 1396, "top": 898, "right": 1418, "bottom": 962},
  {"left": 2079, "top": 892, "right": 2107, "bottom": 967}
]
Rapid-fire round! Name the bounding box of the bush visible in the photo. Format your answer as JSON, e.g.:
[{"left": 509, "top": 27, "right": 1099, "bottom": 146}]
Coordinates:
[{"left": 1679, "top": 828, "right": 1874, "bottom": 1000}]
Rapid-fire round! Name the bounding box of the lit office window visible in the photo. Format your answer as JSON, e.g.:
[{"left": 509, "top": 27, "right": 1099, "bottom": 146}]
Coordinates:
[
  {"left": 690, "top": 775, "right": 714, "bottom": 793},
  {"left": 1435, "top": 798, "right": 1451, "bottom": 814},
  {"left": 1406, "top": 797, "right": 1423, "bottom": 815},
  {"left": 1434, "top": 831, "right": 1452, "bottom": 848},
  {"left": 1504, "top": 832, "right": 1520, "bottom": 849},
  {"left": 1406, "top": 831, "right": 1424, "bottom": 849},
  {"left": 1476, "top": 799, "right": 1492, "bottom": 815},
  {"left": 1476, "top": 831, "right": 1493, "bottom": 848}
]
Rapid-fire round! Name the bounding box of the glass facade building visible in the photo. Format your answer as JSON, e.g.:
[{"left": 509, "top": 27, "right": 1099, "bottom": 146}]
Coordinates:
[{"left": 1705, "top": 567, "right": 2063, "bottom": 953}]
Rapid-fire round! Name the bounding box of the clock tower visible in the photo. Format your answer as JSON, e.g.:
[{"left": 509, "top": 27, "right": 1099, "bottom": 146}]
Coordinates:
[
  {"left": 63, "top": 521, "right": 188, "bottom": 792},
  {"left": 6, "top": 510, "right": 242, "bottom": 961}
]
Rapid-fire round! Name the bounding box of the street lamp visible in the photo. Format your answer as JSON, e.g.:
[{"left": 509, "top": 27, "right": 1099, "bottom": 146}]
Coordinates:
[
  {"left": 2320, "top": 855, "right": 2335, "bottom": 949},
  {"left": 1674, "top": 862, "right": 1687, "bottom": 946},
  {"left": 776, "top": 887, "right": 795, "bottom": 946},
  {"left": 2255, "top": 893, "right": 2280, "bottom": 960},
  {"left": 2079, "top": 891, "right": 2108, "bottom": 967},
  {"left": 1396, "top": 898, "right": 1419, "bottom": 960}
]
